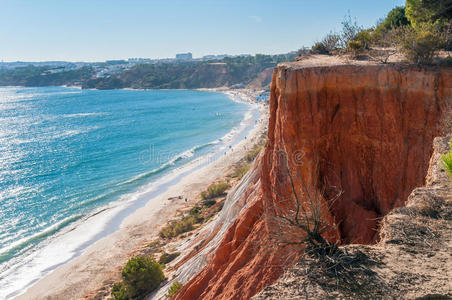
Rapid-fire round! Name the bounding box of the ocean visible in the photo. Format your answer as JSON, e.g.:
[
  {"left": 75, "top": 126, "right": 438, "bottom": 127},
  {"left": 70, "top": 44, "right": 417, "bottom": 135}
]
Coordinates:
[{"left": 0, "top": 86, "right": 256, "bottom": 299}]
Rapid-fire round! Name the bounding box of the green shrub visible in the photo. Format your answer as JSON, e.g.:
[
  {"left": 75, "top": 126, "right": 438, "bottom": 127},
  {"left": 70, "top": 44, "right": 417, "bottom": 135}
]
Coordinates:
[
  {"left": 400, "top": 24, "right": 443, "bottom": 64},
  {"left": 189, "top": 206, "right": 202, "bottom": 216},
  {"left": 159, "top": 252, "right": 181, "bottom": 265},
  {"left": 232, "top": 163, "right": 251, "bottom": 179},
  {"left": 111, "top": 282, "right": 128, "bottom": 300},
  {"left": 380, "top": 6, "right": 410, "bottom": 31},
  {"left": 371, "top": 25, "right": 405, "bottom": 48},
  {"left": 201, "top": 181, "right": 230, "bottom": 200},
  {"left": 201, "top": 199, "right": 217, "bottom": 207},
  {"left": 311, "top": 41, "right": 329, "bottom": 54},
  {"left": 340, "top": 12, "right": 362, "bottom": 47},
  {"left": 310, "top": 32, "right": 341, "bottom": 54},
  {"left": 347, "top": 40, "right": 364, "bottom": 57},
  {"left": 112, "top": 256, "right": 165, "bottom": 300},
  {"left": 245, "top": 146, "right": 263, "bottom": 162},
  {"left": 442, "top": 139, "right": 452, "bottom": 179},
  {"left": 159, "top": 215, "right": 199, "bottom": 239},
  {"left": 406, "top": 0, "right": 449, "bottom": 28},
  {"left": 355, "top": 29, "right": 372, "bottom": 49},
  {"left": 166, "top": 281, "right": 183, "bottom": 298}
]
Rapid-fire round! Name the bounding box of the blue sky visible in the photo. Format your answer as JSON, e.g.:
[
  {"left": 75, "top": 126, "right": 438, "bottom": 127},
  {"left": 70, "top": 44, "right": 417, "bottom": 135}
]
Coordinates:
[{"left": 0, "top": 0, "right": 405, "bottom": 62}]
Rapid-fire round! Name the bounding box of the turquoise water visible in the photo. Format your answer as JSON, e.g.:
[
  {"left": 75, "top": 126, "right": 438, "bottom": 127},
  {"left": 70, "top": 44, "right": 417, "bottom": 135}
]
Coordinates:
[{"left": 0, "top": 87, "right": 251, "bottom": 298}]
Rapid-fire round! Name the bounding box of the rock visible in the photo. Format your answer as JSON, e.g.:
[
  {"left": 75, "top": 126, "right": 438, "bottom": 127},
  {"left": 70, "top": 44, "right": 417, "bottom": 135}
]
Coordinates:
[{"left": 174, "top": 63, "right": 452, "bottom": 300}]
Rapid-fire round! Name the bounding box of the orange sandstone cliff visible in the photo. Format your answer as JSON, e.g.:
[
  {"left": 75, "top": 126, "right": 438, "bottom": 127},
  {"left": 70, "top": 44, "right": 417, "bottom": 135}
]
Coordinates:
[{"left": 171, "top": 61, "right": 451, "bottom": 300}]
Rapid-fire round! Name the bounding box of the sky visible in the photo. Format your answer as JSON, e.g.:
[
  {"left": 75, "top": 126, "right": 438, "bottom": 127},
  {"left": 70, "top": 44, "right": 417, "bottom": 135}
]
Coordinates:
[{"left": 0, "top": 0, "right": 405, "bottom": 62}]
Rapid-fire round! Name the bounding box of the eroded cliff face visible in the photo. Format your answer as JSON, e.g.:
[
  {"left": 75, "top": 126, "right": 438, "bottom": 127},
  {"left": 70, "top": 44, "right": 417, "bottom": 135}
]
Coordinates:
[{"left": 174, "top": 63, "right": 451, "bottom": 300}]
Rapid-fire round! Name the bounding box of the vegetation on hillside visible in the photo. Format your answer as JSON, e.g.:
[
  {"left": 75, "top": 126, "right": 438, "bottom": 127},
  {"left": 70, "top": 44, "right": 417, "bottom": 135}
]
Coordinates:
[
  {"left": 84, "top": 53, "right": 295, "bottom": 89},
  {"left": 200, "top": 181, "right": 230, "bottom": 201},
  {"left": 0, "top": 66, "right": 94, "bottom": 87},
  {"left": 232, "top": 163, "right": 251, "bottom": 179},
  {"left": 0, "top": 53, "right": 296, "bottom": 89},
  {"left": 111, "top": 256, "right": 165, "bottom": 300},
  {"left": 304, "top": 1, "right": 452, "bottom": 64},
  {"left": 406, "top": 0, "right": 452, "bottom": 28},
  {"left": 231, "top": 143, "right": 264, "bottom": 179},
  {"left": 159, "top": 214, "right": 201, "bottom": 239},
  {"left": 158, "top": 251, "right": 181, "bottom": 265},
  {"left": 166, "top": 281, "right": 183, "bottom": 298}
]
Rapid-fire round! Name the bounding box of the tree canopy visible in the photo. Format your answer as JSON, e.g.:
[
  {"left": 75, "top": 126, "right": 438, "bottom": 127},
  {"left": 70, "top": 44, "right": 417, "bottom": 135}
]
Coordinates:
[
  {"left": 406, "top": 0, "right": 452, "bottom": 27},
  {"left": 382, "top": 6, "right": 410, "bottom": 30}
]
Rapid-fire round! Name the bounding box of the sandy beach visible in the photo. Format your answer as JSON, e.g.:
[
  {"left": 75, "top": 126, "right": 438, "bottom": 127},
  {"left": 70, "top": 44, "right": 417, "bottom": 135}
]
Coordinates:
[{"left": 14, "top": 89, "right": 269, "bottom": 300}]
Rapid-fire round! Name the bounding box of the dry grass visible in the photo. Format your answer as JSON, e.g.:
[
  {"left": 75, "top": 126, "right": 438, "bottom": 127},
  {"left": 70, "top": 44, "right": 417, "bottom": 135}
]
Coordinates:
[
  {"left": 255, "top": 136, "right": 452, "bottom": 299},
  {"left": 256, "top": 246, "right": 386, "bottom": 299}
]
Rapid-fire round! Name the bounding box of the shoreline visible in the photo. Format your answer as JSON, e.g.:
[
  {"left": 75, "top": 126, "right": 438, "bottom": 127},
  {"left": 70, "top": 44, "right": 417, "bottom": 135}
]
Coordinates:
[{"left": 12, "top": 89, "right": 268, "bottom": 300}]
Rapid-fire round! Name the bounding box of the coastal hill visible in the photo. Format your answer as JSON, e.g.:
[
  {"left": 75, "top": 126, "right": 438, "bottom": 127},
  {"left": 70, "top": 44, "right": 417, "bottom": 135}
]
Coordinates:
[
  {"left": 83, "top": 56, "right": 283, "bottom": 90},
  {"left": 0, "top": 53, "right": 296, "bottom": 90},
  {"left": 161, "top": 56, "right": 452, "bottom": 299}
]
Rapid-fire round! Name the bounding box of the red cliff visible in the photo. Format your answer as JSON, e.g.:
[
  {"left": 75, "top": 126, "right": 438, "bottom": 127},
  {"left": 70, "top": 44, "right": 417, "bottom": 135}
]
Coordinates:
[{"left": 174, "top": 61, "right": 452, "bottom": 300}]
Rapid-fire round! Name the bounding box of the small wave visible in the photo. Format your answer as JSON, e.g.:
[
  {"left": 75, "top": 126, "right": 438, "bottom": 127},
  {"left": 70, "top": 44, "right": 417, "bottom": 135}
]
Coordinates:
[
  {"left": 51, "top": 126, "right": 98, "bottom": 140},
  {"left": 0, "top": 215, "right": 82, "bottom": 265},
  {"left": 116, "top": 141, "right": 218, "bottom": 188},
  {"left": 219, "top": 127, "right": 238, "bottom": 142},
  {"left": 61, "top": 112, "right": 107, "bottom": 118},
  {"left": 6, "top": 137, "right": 35, "bottom": 145},
  {"left": 168, "top": 141, "right": 218, "bottom": 164},
  {"left": 116, "top": 164, "right": 173, "bottom": 188},
  {"left": 178, "top": 148, "right": 195, "bottom": 159},
  {"left": 53, "top": 130, "right": 84, "bottom": 139}
]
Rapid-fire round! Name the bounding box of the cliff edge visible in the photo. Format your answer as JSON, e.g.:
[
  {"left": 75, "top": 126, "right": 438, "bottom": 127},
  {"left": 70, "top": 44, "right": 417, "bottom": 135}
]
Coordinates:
[
  {"left": 169, "top": 58, "right": 452, "bottom": 300},
  {"left": 255, "top": 134, "right": 451, "bottom": 299}
]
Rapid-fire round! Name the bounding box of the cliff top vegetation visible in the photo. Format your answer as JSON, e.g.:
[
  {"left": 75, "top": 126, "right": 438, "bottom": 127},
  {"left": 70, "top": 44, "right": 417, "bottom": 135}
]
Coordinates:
[{"left": 298, "top": 0, "right": 452, "bottom": 65}]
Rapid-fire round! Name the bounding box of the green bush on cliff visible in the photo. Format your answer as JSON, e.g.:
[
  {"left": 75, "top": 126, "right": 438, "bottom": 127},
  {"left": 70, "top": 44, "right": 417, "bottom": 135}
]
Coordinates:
[
  {"left": 380, "top": 6, "right": 410, "bottom": 31},
  {"left": 201, "top": 181, "right": 230, "bottom": 200},
  {"left": 371, "top": 7, "right": 409, "bottom": 46},
  {"left": 340, "top": 12, "right": 362, "bottom": 47},
  {"left": 347, "top": 40, "right": 364, "bottom": 57},
  {"left": 112, "top": 256, "right": 165, "bottom": 300},
  {"left": 111, "top": 282, "right": 129, "bottom": 300},
  {"left": 355, "top": 29, "right": 373, "bottom": 49},
  {"left": 399, "top": 23, "right": 443, "bottom": 64},
  {"left": 245, "top": 145, "right": 263, "bottom": 162},
  {"left": 159, "top": 215, "right": 200, "bottom": 239},
  {"left": 159, "top": 251, "right": 181, "bottom": 265},
  {"left": 310, "top": 32, "right": 341, "bottom": 54},
  {"left": 406, "top": 0, "right": 451, "bottom": 28},
  {"left": 166, "top": 281, "right": 183, "bottom": 298},
  {"left": 232, "top": 163, "right": 251, "bottom": 179}
]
